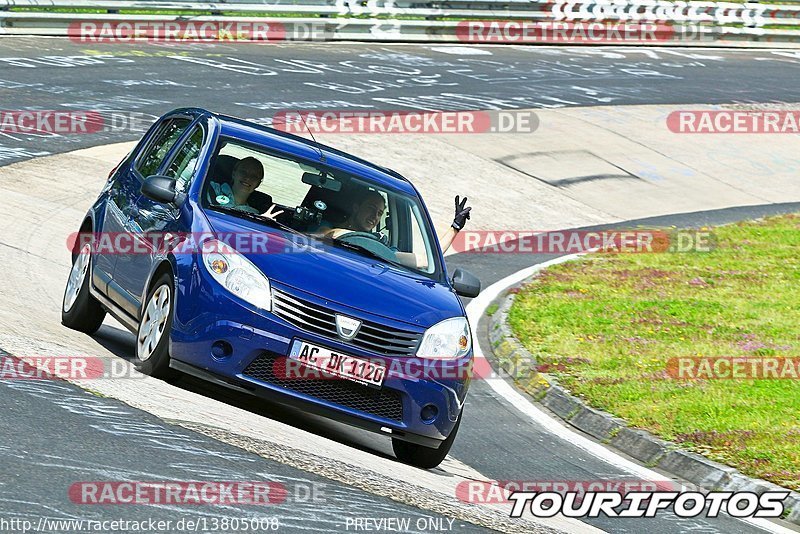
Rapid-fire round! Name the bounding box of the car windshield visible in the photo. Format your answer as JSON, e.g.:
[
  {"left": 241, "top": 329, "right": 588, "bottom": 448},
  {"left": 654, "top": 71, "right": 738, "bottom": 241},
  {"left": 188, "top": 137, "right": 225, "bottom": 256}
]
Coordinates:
[{"left": 201, "top": 136, "right": 441, "bottom": 278}]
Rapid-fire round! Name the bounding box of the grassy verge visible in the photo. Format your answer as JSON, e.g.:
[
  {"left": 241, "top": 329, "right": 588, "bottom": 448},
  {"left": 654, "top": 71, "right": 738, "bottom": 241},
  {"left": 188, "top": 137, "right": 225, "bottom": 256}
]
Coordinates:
[{"left": 508, "top": 214, "right": 800, "bottom": 490}]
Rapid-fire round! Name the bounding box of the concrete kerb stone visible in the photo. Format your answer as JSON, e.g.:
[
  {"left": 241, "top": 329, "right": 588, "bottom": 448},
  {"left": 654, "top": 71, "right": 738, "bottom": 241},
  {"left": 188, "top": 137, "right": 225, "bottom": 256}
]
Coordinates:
[
  {"left": 785, "top": 495, "right": 800, "bottom": 523},
  {"left": 609, "top": 427, "right": 668, "bottom": 466},
  {"left": 569, "top": 406, "right": 627, "bottom": 443},
  {"left": 485, "top": 273, "right": 800, "bottom": 525},
  {"left": 539, "top": 387, "right": 583, "bottom": 422},
  {"left": 657, "top": 450, "right": 738, "bottom": 488}
]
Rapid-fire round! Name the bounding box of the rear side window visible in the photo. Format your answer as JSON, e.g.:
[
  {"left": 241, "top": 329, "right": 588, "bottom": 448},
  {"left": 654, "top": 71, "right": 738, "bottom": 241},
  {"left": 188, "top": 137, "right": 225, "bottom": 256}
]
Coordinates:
[
  {"left": 136, "top": 118, "right": 191, "bottom": 178},
  {"left": 163, "top": 126, "right": 204, "bottom": 193}
]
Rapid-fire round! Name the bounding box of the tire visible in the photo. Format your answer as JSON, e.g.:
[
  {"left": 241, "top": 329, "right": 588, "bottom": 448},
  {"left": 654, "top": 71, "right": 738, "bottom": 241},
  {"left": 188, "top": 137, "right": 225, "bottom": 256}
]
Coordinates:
[
  {"left": 392, "top": 413, "right": 462, "bottom": 469},
  {"left": 134, "top": 272, "right": 175, "bottom": 379},
  {"left": 61, "top": 240, "right": 106, "bottom": 334}
]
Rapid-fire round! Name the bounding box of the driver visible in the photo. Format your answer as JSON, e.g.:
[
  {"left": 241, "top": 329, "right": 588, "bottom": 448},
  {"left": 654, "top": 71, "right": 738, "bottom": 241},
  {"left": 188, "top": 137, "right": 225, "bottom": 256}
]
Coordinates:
[
  {"left": 320, "top": 190, "right": 472, "bottom": 262},
  {"left": 325, "top": 190, "right": 387, "bottom": 235}
]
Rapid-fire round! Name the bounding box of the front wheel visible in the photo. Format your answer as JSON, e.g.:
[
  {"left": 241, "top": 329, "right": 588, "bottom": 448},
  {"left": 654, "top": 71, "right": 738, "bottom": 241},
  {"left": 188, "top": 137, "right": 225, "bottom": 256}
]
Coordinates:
[
  {"left": 135, "top": 273, "right": 175, "bottom": 379},
  {"left": 392, "top": 414, "right": 462, "bottom": 469},
  {"left": 61, "top": 241, "right": 106, "bottom": 334}
]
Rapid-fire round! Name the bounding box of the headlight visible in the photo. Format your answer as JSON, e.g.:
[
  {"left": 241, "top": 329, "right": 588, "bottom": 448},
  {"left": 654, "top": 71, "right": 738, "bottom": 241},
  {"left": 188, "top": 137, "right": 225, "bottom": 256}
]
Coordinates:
[
  {"left": 201, "top": 239, "right": 271, "bottom": 311},
  {"left": 416, "top": 317, "right": 472, "bottom": 360}
]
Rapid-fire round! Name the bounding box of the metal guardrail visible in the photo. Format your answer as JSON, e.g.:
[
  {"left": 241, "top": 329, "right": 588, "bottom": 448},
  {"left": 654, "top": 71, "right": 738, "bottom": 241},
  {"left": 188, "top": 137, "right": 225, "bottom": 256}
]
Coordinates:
[
  {"left": 0, "top": 0, "right": 546, "bottom": 19},
  {"left": 1, "top": 0, "right": 799, "bottom": 45}
]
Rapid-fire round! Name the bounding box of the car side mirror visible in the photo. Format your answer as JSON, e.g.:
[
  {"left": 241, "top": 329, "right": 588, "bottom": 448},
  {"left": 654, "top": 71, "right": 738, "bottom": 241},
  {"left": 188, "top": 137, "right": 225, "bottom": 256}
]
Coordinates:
[
  {"left": 451, "top": 268, "right": 481, "bottom": 298},
  {"left": 141, "top": 175, "right": 179, "bottom": 204}
]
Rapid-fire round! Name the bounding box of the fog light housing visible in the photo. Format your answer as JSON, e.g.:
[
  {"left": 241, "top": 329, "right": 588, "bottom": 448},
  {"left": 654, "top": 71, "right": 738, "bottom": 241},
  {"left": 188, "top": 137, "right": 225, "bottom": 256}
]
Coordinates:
[
  {"left": 211, "top": 340, "right": 233, "bottom": 359},
  {"left": 420, "top": 404, "right": 439, "bottom": 424}
]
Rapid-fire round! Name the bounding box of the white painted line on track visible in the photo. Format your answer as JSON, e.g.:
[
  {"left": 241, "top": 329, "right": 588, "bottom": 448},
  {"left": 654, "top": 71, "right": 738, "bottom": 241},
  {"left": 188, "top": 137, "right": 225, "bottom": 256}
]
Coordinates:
[{"left": 465, "top": 254, "right": 795, "bottom": 534}]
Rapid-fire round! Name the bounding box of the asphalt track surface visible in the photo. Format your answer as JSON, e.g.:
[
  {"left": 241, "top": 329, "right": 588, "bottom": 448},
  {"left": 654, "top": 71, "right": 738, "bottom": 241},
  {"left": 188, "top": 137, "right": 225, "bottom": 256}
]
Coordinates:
[
  {"left": 0, "top": 365, "right": 486, "bottom": 533},
  {"left": 2, "top": 36, "right": 800, "bottom": 533},
  {"left": 2, "top": 37, "right": 800, "bottom": 165}
]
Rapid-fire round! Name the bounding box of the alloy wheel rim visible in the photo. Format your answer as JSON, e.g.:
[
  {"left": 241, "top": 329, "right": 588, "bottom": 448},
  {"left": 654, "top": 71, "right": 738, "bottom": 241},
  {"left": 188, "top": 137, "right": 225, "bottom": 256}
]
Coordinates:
[
  {"left": 137, "top": 285, "right": 171, "bottom": 361},
  {"left": 63, "top": 243, "right": 91, "bottom": 313}
]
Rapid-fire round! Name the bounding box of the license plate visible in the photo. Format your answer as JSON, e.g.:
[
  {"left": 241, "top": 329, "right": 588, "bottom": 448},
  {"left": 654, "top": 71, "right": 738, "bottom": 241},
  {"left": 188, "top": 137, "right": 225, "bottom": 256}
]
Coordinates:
[{"left": 288, "top": 340, "right": 386, "bottom": 387}]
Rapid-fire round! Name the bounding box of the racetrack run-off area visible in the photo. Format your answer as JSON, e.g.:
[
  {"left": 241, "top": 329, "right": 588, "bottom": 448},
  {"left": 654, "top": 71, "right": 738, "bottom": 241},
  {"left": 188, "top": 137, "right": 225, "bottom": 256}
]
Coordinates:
[{"left": 1, "top": 36, "right": 800, "bottom": 534}]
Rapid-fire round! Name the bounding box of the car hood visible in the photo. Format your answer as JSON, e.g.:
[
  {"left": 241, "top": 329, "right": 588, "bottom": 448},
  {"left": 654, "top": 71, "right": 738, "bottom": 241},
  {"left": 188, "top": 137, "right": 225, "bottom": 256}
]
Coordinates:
[{"left": 205, "top": 213, "right": 463, "bottom": 327}]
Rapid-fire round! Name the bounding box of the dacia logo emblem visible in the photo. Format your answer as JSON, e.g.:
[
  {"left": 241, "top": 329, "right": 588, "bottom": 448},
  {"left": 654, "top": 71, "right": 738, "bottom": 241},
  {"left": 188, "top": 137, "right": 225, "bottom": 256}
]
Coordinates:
[{"left": 335, "top": 314, "right": 362, "bottom": 340}]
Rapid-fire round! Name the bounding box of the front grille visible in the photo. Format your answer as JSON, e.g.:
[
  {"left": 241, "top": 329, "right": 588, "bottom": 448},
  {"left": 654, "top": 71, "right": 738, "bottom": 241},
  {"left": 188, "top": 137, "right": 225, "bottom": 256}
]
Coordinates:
[
  {"left": 243, "top": 352, "right": 404, "bottom": 422},
  {"left": 271, "top": 289, "right": 422, "bottom": 357}
]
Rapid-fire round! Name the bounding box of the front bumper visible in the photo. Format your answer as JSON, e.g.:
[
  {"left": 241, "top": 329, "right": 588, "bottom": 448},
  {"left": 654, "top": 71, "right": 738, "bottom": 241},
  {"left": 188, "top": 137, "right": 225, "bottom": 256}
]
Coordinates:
[{"left": 170, "top": 274, "right": 472, "bottom": 445}]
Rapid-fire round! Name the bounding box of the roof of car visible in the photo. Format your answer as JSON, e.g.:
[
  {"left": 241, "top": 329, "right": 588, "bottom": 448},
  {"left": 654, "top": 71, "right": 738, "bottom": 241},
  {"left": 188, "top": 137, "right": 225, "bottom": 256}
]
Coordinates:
[{"left": 199, "top": 109, "right": 418, "bottom": 196}]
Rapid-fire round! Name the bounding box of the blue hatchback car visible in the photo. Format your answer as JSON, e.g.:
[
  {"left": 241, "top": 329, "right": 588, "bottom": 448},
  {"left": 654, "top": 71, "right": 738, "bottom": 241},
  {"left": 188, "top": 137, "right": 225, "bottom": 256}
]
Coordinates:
[{"left": 62, "top": 108, "right": 481, "bottom": 468}]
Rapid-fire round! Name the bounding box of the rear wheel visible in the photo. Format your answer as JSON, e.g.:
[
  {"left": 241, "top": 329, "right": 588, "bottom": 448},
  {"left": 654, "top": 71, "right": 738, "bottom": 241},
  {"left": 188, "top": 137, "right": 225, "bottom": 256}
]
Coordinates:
[
  {"left": 61, "top": 241, "right": 106, "bottom": 334},
  {"left": 135, "top": 273, "right": 175, "bottom": 379},
  {"left": 392, "top": 414, "right": 462, "bottom": 469}
]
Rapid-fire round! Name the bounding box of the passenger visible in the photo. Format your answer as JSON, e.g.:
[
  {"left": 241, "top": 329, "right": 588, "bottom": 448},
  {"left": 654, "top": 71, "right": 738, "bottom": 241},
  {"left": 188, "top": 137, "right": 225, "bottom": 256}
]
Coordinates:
[{"left": 209, "top": 157, "right": 282, "bottom": 218}]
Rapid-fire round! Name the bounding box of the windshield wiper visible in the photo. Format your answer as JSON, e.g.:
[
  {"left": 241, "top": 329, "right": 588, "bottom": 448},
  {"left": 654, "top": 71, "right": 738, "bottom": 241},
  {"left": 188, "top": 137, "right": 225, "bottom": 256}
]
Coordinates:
[{"left": 330, "top": 239, "right": 411, "bottom": 272}]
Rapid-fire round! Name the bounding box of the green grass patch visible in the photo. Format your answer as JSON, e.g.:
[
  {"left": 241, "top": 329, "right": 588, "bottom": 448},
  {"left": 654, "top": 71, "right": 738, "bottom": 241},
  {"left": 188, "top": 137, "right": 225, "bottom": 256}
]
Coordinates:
[{"left": 508, "top": 214, "right": 800, "bottom": 490}]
